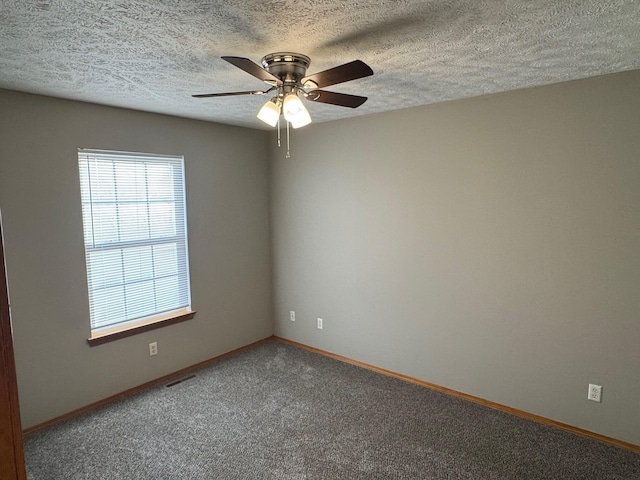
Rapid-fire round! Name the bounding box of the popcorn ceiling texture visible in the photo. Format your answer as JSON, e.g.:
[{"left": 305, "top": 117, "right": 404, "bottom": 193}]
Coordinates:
[{"left": 0, "top": 0, "right": 639, "bottom": 129}]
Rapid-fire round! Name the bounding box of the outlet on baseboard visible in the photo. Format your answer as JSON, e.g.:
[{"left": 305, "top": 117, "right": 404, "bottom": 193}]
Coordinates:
[
  {"left": 587, "top": 384, "right": 602, "bottom": 402},
  {"left": 149, "top": 342, "right": 158, "bottom": 356}
]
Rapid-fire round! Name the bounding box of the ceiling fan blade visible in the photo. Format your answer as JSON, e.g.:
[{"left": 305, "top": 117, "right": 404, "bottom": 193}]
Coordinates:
[
  {"left": 306, "top": 90, "right": 368, "bottom": 108},
  {"left": 192, "top": 89, "right": 271, "bottom": 98},
  {"left": 301, "top": 60, "right": 373, "bottom": 89},
  {"left": 222, "top": 56, "right": 281, "bottom": 85}
]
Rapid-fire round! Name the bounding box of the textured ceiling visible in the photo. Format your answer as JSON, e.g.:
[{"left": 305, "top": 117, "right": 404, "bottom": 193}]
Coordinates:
[{"left": 1, "top": 0, "right": 639, "bottom": 130}]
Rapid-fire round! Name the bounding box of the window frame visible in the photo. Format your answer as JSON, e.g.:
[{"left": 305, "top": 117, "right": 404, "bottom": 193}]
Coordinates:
[{"left": 78, "top": 149, "right": 195, "bottom": 346}]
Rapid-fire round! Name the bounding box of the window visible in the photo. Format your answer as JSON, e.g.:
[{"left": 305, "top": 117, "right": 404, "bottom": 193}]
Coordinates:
[{"left": 78, "top": 149, "right": 193, "bottom": 344}]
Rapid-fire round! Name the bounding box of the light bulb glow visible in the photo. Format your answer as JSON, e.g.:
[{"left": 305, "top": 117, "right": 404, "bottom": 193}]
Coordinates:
[
  {"left": 283, "top": 93, "right": 312, "bottom": 128},
  {"left": 257, "top": 99, "right": 280, "bottom": 127},
  {"left": 282, "top": 94, "right": 304, "bottom": 120}
]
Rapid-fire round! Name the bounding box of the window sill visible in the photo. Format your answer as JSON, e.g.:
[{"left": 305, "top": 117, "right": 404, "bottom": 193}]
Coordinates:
[{"left": 87, "top": 309, "right": 196, "bottom": 347}]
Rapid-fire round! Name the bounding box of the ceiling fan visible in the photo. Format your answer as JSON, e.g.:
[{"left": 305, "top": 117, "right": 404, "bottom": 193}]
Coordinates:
[{"left": 193, "top": 52, "right": 373, "bottom": 136}]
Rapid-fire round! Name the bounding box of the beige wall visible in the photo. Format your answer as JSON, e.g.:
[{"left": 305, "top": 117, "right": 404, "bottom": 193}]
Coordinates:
[
  {"left": 0, "top": 89, "right": 273, "bottom": 428},
  {"left": 270, "top": 70, "right": 640, "bottom": 445}
]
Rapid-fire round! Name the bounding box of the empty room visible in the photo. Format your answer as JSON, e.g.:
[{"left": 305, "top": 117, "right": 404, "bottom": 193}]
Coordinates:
[{"left": 0, "top": 1, "right": 639, "bottom": 478}]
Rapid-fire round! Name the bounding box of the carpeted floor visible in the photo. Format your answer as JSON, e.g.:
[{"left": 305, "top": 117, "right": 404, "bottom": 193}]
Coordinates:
[{"left": 24, "top": 340, "right": 640, "bottom": 479}]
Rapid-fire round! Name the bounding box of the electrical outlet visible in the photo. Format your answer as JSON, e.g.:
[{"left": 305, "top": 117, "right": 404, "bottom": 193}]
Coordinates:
[
  {"left": 317, "top": 318, "right": 323, "bottom": 329},
  {"left": 587, "top": 384, "right": 602, "bottom": 402},
  {"left": 290, "top": 310, "right": 295, "bottom": 322},
  {"left": 149, "top": 342, "right": 158, "bottom": 356}
]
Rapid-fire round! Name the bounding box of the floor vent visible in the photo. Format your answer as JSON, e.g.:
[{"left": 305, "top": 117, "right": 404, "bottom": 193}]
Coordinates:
[{"left": 166, "top": 374, "right": 196, "bottom": 388}]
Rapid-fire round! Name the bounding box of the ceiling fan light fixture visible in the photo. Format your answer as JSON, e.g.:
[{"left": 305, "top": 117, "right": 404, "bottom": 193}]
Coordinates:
[
  {"left": 195, "top": 53, "right": 373, "bottom": 149},
  {"left": 283, "top": 93, "right": 312, "bottom": 128},
  {"left": 257, "top": 98, "right": 280, "bottom": 127}
]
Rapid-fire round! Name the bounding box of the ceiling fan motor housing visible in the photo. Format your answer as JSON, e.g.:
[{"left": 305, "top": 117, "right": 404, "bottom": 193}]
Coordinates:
[{"left": 261, "top": 52, "right": 311, "bottom": 87}]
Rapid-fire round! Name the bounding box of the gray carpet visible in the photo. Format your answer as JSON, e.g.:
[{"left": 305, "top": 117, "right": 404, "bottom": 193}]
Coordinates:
[{"left": 24, "top": 340, "right": 640, "bottom": 479}]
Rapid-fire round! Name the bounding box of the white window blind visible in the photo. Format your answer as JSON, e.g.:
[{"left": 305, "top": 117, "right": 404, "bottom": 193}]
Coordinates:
[{"left": 78, "top": 149, "right": 191, "bottom": 334}]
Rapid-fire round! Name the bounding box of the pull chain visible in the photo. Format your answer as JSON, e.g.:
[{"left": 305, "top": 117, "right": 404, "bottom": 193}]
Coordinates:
[
  {"left": 286, "top": 120, "right": 291, "bottom": 158},
  {"left": 277, "top": 115, "right": 281, "bottom": 147}
]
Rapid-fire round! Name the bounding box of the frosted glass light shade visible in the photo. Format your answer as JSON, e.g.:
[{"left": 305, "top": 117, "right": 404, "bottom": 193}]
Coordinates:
[
  {"left": 257, "top": 100, "right": 280, "bottom": 127},
  {"left": 283, "top": 94, "right": 312, "bottom": 128},
  {"left": 290, "top": 108, "right": 312, "bottom": 128}
]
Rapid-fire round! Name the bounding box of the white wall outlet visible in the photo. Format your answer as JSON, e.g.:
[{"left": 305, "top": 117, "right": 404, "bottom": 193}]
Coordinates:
[
  {"left": 587, "top": 383, "right": 602, "bottom": 402},
  {"left": 290, "top": 310, "right": 295, "bottom": 322},
  {"left": 317, "top": 318, "right": 323, "bottom": 329},
  {"left": 149, "top": 342, "right": 158, "bottom": 356}
]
